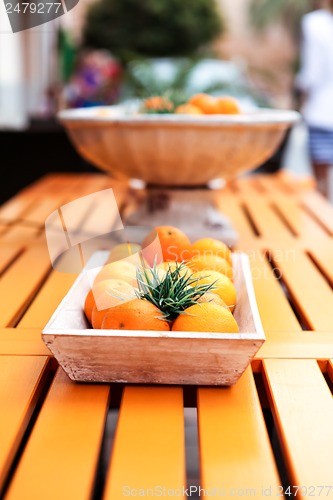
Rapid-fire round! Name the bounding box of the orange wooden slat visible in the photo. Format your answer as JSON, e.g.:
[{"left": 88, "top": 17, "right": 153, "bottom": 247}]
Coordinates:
[
  {"left": 306, "top": 243, "right": 333, "bottom": 286},
  {"left": 0, "top": 355, "right": 49, "bottom": 491},
  {"left": 103, "top": 387, "right": 185, "bottom": 500},
  {"left": 0, "top": 244, "right": 22, "bottom": 275},
  {"left": 272, "top": 248, "right": 333, "bottom": 331},
  {"left": 243, "top": 198, "right": 295, "bottom": 240},
  {"left": 0, "top": 329, "right": 51, "bottom": 355},
  {"left": 216, "top": 193, "right": 257, "bottom": 242},
  {"left": 17, "top": 269, "right": 78, "bottom": 329},
  {"left": 301, "top": 190, "right": 333, "bottom": 236},
  {"left": 0, "top": 193, "right": 34, "bottom": 223},
  {"left": 6, "top": 369, "right": 109, "bottom": 500},
  {"left": 0, "top": 245, "right": 51, "bottom": 327},
  {"left": 0, "top": 225, "right": 41, "bottom": 242},
  {"left": 255, "top": 331, "right": 333, "bottom": 359},
  {"left": 198, "top": 368, "right": 280, "bottom": 494},
  {"left": 274, "top": 197, "right": 330, "bottom": 241},
  {"left": 263, "top": 359, "right": 333, "bottom": 493},
  {"left": 249, "top": 250, "right": 301, "bottom": 334}
]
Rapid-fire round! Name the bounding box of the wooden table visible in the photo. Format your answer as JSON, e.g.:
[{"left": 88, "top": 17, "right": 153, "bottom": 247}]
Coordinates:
[{"left": 0, "top": 173, "right": 333, "bottom": 499}]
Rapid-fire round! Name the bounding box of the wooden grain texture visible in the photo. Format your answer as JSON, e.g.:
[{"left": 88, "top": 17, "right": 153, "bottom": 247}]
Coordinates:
[
  {"left": 198, "top": 367, "right": 281, "bottom": 494},
  {"left": 271, "top": 248, "right": 333, "bottom": 331},
  {"left": 6, "top": 369, "right": 110, "bottom": 500},
  {"left": 0, "top": 245, "right": 51, "bottom": 327},
  {"left": 263, "top": 359, "right": 333, "bottom": 492},
  {"left": 0, "top": 355, "right": 49, "bottom": 491},
  {"left": 103, "top": 386, "right": 185, "bottom": 500},
  {"left": 0, "top": 329, "right": 51, "bottom": 355}
]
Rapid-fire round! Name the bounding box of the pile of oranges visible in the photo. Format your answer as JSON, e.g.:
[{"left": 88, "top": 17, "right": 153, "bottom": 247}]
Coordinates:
[
  {"left": 83, "top": 226, "right": 239, "bottom": 334},
  {"left": 142, "top": 93, "right": 241, "bottom": 115}
]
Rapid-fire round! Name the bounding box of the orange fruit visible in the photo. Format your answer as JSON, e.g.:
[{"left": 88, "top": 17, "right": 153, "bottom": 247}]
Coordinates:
[
  {"left": 101, "top": 299, "right": 170, "bottom": 331},
  {"left": 94, "top": 261, "right": 137, "bottom": 286},
  {"left": 142, "top": 226, "right": 191, "bottom": 264},
  {"left": 143, "top": 96, "right": 173, "bottom": 112},
  {"left": 191, "top": 270, "right": 236, "bottom": 312},
  {"left": 175, "top": 103, "right": 203, "bottom": 114},
  {"left": 215, "top": 96, "right": 241, "bottom": 115},
  {"left": 157, "top": 261, "right": 192, "bottom": 278},
  {"left": 188, "top": 93, "right": 217, "bottom": 114},
  {"left": 191, "top": 238, "right": 232, "bottom": 265},
  {"left": 107, "top": 243, "right": 141, "bottom": 263},
  {"left": 85, "top": 279, "right": 136, "bottom": 327},
  {"left": 171, "top": 303, "right": 239, "bottom": 333},
  {"left": 196, "top": 292, "right": 227, "bottom": 307},
  {"left": 188, "top": 254, "right": 233, "bottom": 280}
]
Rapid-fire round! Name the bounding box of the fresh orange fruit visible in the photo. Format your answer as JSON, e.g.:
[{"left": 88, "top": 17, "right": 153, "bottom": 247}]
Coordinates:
[
  {"left": 85, "top": 279, "right": 136, "bottom": 326},
  {"left": 188, "top": 93, "right": 217, "bottom": 114},
  {"left": 142, "top": 226, "right": 191, "bottom": 264},
  {"left": 157, "top": 261, "right": 192, "bottom": 278},
  {"left": 143, "top": 96, "right": 173, "bottom": 112},
  {"left": 191, "top": 270, "right": 236, "bottom": 312},
  {"left": 171, "top": 302, "right": 239, "bottom": 333},
  {"left": 191, "top": 238, "right": 232, "bottom": 265},
  {"left": 107, "top": 243, "right": 141, "bottom": 263},
  {"left": 215, "top": 96, "right": 241, "bottom": 115},
  {"left": 94, "top": 261, "right": 137, "bottom": 286},
  {"left": 175, "top": 103, "right": 203, "bottom": 114},
  {"left": 188, "top": 254, "right": 233, "bottom": 280},
  {"left": 196, "top": 292, "right": 227, "bottom": 307},
  {"left": 101, "top": 299, "right": 170, "bottom": 331}
]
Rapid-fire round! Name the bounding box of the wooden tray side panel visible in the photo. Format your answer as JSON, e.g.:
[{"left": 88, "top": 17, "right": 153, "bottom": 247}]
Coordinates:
[{"left": 43, "top": 334, "right": 264, "bottom": 385}]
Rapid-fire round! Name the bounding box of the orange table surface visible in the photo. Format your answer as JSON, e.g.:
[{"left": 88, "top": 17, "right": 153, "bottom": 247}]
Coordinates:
[{"left": 0, "top": 173, "right": 332, "bottom": 500}]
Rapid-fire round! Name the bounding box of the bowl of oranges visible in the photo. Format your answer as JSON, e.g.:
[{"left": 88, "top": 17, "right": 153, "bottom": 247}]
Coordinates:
[
  {"left": 42, "top": 226, "right": 265, "bottom": 386},
  {"left": 58, "top": 94, "right": 299, "bottom": 186}
]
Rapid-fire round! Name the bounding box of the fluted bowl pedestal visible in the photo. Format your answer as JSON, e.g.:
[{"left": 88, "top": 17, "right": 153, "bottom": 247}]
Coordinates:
[{"left": 125, "top": 184, "right": 238, "bottom": 247}]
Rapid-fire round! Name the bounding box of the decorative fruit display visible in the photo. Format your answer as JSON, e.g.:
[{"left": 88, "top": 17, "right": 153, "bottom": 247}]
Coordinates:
[
  {"left": 141, "top": 93, "right": 241, "bottom": 115},
  {"left": 83, "top": 226, "right": 239, "bottom": 333}
]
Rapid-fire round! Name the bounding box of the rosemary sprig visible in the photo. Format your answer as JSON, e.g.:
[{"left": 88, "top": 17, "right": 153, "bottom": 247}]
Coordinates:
[{"left": 136, "top": 260, "right": 217, "bottom": 322}]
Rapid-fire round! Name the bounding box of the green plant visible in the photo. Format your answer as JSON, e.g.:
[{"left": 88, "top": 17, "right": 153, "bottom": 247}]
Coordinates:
[
  {"left": 136, "top": 260, "right": 216, "bottom": 322},
  {"left": 83, "top": 0, "right": 223, "bottom": 62}
]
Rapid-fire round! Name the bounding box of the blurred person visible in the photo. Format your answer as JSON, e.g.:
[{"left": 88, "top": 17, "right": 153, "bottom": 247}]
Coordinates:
[{"left": 296, "top": 0, "right": 333, "bottom": 198}]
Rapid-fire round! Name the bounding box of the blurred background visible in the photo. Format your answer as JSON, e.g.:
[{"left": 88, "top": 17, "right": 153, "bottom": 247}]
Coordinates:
[{"left": 0, "top": 0, "right": 318, "bottom": 203}]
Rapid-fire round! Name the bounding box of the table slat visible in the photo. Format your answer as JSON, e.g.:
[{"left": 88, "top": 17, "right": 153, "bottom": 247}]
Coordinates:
[
  {"left": 0, "top": 244, "right": 22, "bottom": 275},
  {"left": 0, "top": 355, "right": 49, "bottom": 491},
  {"left": 255, "top": 331, "right": 333, "bottom": 360},
  {"left": 272, "top": 249, "right": 333, "bottom": 331},
  {"left": 263, "top": 359, "right": 333, "bottom": 493},
  {"left": 198, "top": 368, "right": 280, "bottom": 494},
  {"left": 6, "top": 369, "right": 109, "bottom": 500},
  {"left": 0, "top": 329, "right": 51, "bottom": 355},
  {"left": 0, "top": 246, "right": 51, "bottom": 327},
  {"left": 103, "top": 386, "right": 185, "bottom": 500},
  {"left": 17, "top": 270, "right": 77, "bottom": 329},
  {"left": 250, "top": 251, "right": 301, "bottom": 334}
]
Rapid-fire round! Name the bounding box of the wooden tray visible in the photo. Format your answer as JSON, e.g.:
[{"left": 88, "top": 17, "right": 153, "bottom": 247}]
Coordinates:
[{"left": 42, "top": 252, "right": 265, "bottom": 386}]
